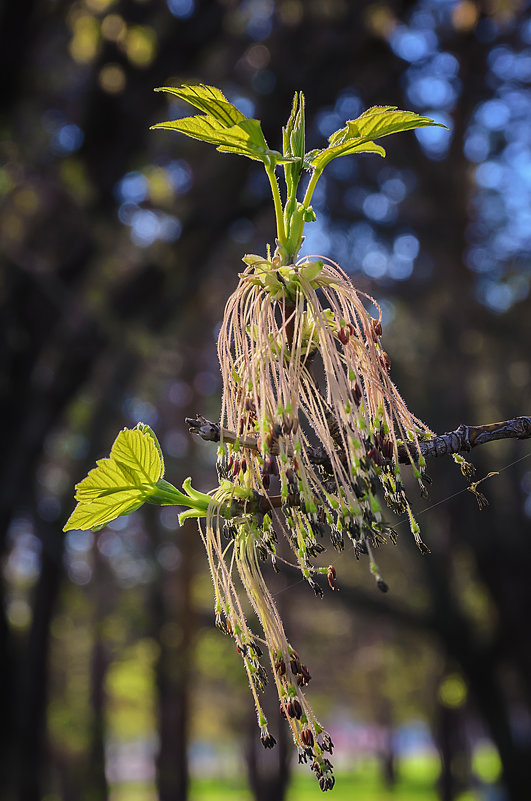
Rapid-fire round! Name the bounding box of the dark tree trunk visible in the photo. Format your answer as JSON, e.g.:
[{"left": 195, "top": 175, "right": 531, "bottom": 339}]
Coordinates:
[
  {"left": 152, "top": 518, "right": 197, "bottom": 801},
  {"left": 18, "top": 522, "right": 63, "bottom": 801},
  {"left": 246, "top": 698, "right": 291, "bottom": 801}
]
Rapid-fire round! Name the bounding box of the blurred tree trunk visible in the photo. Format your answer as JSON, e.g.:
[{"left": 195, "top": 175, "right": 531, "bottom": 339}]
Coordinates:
[
  {"left": 85, "top": 548, "right": 112, "bottom": 801},
  {"left": 246, "top": 568, "right": 292, "bottom": 801},
  {"left": 433, "top": 665, "right": 471, "bottom": 801},
  {"left": 151, "top": 517, "right": 197, "bottom": 801},
  {"left": 246, "top": 698, "right": 291, "bottom": 801},
  {"left": 377, "top": 700, "right": 396, "bottom": 789},
  {"left": 18, "top": 519, "right": 63, "bottom": 801}
]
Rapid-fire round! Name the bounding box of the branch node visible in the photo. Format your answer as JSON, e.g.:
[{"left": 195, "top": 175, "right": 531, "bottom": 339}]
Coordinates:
[
  {"left": 186, "top": 415, "right": 221, "bottom": 442},
  {"left": 457, "top": 424, "right": 472, "bottom": 452}
]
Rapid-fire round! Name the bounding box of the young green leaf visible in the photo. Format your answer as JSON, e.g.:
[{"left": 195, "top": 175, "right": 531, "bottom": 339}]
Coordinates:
[
  {"left": 282, "top": 91, "right": 305, "bottom": 197},
  {"left": 64, "top": 426, "right": 165, "bottom": 532},
  {"left": 154, "top": 83, "right": 246, "bottom": 126},
  {"left": 308, "top": 106, "right": 444, "bottom": 171},
  {"left": 152, "top": 84, "right": 295, "bottom": 166},
  {"left": 64, "top": 425, "right": 225, "bottom": 532}
]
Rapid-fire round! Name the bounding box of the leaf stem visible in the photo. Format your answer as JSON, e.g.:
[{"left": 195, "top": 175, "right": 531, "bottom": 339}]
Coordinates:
[
  {"left": 302, "top": 167, "right": 323, "bottom": 212},
  {"left": 265, "top": 163, "right": 286, "bottom": 247}
]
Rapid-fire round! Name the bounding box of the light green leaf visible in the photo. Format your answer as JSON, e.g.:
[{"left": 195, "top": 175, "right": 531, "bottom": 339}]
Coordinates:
[
  {"left": 64, "top": 423, "right": 222, "bottom": 533},
  {"left": 282, "top": 91, "right": 305, "bottom": 195},
  {"left": 337, "top": 105, "right": 443, "bottom": 144},
  {"left": 152, "top": 114, "right": 235, "bottom": 146},
  {"left": 309, "top": 140, "right": 386, "bottom": 171},
  {"left": 64, "top": 493, "right": 147, "bottom": 533},
  {"left": 152, "top": 84, "right": 294, "bottom": 165},
  {"left": 64, "top": 426, "right": 164, "bottom": 532},
  {"left": 309, "top": 106, "right": 444, "bottom": 171},
  {"left": 154, "top": 84, "right": 245, "bottom": 126},
  {"left": 135, "top": 422, "right": 164, "bottom": 475}
]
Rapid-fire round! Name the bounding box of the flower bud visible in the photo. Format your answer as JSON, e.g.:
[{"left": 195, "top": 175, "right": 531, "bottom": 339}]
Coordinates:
[
  {"left": 275, "top": 657, "right": 286, "bottom": 676},
  {"left": 382, "top": 438, "right": 394, "bottom": 459},
  {"left": 368, "top": 447, "right": 383, "bottom": 466},
  {"left": 287, "top": 698, "right": 302, "bottom": 719},
  {"left": 260, "top": 733, "right": 277, "bottom": 749},
  {"left": 298, "top": 664, "right": 311, "bottom": 686},
  {"left": 338, "top": 327, "right": 349, "bottom": 345},
  {"left": 301, "top": 728, "right": 314, "bottom": 748},
  {"left": 371, "top": 318, "right": 383, "bottom": 341},
  {"left": 380, "top": 351, "right": 391, "bottom": 373}
]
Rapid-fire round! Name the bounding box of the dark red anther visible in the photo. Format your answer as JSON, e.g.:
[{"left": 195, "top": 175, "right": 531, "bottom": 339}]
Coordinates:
[
  {"left": 327, "top": 565, "right": 337, "bottom": 591},
  {"left": 287, "top": 698, "right": 303, "bottom": 719},
  {"left": 232, "top": 459, "right": 241, "bottom": 477},
  {"left": 382, "top": 438, "right": 394, "bottom": 459},
  {"left": 241, "top": 457, "right": 247, "bottom": 474},
  {"left": 275, "top": 657, "right": 286, "bottom": 676},
  {"left": 299, "top": 664, "right": 312, "bottom": 685},
  {"left": 347, "top": 322, "right": 355, "bottom": 336},
  {"left": 353, "top": 382, "right": 362, "bottom": 406},
  {"left": 282, "top": 416, "right": 294, "bottom": 435},
  {"left": 301, "top": 728, "right": 314, "bottom": 748},
  {"left": 371, "top": 318, "right": 383, "bottom": 341},
  {"left": 280, "top": 702, "right": 287, "bottom": 719},
  {"left": 338, "top": 327, "right": 349, "bottom": 345},
  {"left": 380, "top": 352, "right": 391, "bottom": 373},
  {"left": 368, "top": 447, "right": 383, "bottom": 466},
  {"left": 263, "top": 454, "right": 278, "bottom": 476},
  {"left": 290, "top": 658, "right": 301, "bottom": 676}
]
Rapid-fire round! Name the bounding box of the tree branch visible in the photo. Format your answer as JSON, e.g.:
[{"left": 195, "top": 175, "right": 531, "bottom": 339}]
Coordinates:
[{"left": 185, "top": 414, "right": 531, "bottom": 463}]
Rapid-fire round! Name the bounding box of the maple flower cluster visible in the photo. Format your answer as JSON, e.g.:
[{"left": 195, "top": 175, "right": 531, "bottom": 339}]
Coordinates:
[{"left": 198, "top": 251, "right": 436, "bottom": 788}]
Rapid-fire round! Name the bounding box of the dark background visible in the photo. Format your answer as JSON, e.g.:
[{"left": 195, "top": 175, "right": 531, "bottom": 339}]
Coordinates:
[{"left": 1, "top": 1, "right": 531, "bottom": 800}]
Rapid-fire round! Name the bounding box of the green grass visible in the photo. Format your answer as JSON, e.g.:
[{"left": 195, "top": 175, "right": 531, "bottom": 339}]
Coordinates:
[
  {"left": 287, "top": 757, "right": 440, "bottom": 801},
  {"left": 187, "top": 755, "right": 441, "bottom": 801},
  {"left": 111, "top": 751, "right": 496, "bottom": 801}
]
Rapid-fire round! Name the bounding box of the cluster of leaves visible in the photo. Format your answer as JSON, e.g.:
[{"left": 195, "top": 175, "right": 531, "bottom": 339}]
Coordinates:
[
  {"left": 152, "top": 83, "right": 444, "bottom": 262},
  {"left": 66, "top": 85, "right": 443, "bottom": 536}
]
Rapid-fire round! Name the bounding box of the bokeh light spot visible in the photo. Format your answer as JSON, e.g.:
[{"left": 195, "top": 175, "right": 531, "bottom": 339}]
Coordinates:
[
  {"left": 124, "top": 25, "right": 157, "bottom": 68},
  {"left": 167, "top": 0, "right": 195, "bottom": 18},
  {"left": 69, "top": 14, "right": 101, "bottom": 64},
  {"left": 101, "top": 14, "right": 127, "bottom": 42},
  {"left": 438, "top": 673, "right": 467, "bottom": 708},
  {"left": 99, "top": 63, "right": 127, "bottom": 94}
]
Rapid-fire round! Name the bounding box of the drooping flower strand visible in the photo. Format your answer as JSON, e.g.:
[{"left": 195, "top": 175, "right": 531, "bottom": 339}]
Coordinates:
[
  {"left": 200, "top": 490, "right": 335, "bottom": 789},
  {"left": 217, "top": 254, "right": 434, "bottom": 561}
]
